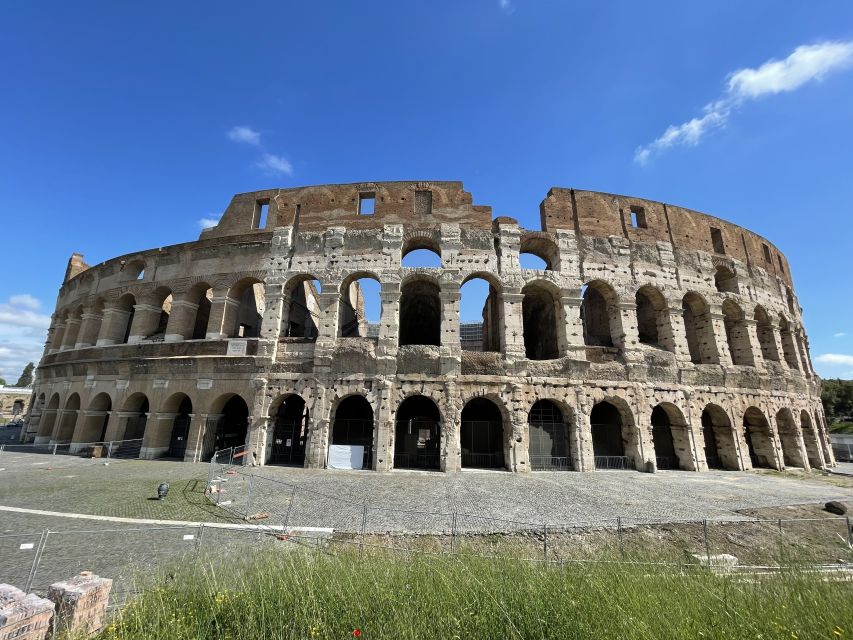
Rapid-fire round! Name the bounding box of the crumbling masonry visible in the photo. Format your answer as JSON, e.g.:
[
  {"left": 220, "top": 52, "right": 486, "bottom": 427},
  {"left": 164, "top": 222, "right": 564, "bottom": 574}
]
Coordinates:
[{"left": 25, "top": 182, "right": 835, "bottom": 473}]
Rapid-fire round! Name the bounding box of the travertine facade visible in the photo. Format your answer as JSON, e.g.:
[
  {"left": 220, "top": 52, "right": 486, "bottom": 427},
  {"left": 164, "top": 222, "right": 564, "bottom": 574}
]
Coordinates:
[
  {"left": 0, "top": 386, "right": 31, "bottom": 423},
  {"left": 25, "top": 182, "right": 835, "bottom": 473}
]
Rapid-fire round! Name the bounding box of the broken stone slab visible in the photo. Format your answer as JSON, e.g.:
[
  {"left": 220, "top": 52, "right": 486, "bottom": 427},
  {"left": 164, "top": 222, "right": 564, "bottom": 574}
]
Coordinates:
[
  {"left": 825, "top": 501, "right": 849, "bottom": 515},
  {"left": 46, "top": 571, "right": 112, "bottom": 638},
  {"left": 0, "top": 583, "right": 54, "bottom": 640}
]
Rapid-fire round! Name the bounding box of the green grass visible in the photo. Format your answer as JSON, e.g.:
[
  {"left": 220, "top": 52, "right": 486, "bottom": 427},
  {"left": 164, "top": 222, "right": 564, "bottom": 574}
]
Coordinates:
[
  {"left": 829, "top": 421, "right": 853, "bottom": 434},
  {"left": 87, "top": 547, "right": 852, "bottom": 640}
]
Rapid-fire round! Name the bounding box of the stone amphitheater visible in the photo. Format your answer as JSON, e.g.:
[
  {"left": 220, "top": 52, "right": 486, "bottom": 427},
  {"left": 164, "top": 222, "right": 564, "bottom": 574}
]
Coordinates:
[{"left": 24, "top": 181, "right": 836, "bottom": 474}]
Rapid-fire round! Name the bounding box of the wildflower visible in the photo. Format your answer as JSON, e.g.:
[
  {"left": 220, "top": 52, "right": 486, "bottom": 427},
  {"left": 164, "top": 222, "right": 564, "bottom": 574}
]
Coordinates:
[{"left": 353, "top": 630, "right": 362, "bottom": 637}]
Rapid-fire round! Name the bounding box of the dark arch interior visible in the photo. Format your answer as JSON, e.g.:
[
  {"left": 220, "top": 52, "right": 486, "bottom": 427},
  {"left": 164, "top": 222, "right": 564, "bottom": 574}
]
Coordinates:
[
  {"left": 522, "top": 286, "right": 559, "bottom": 360},
  {"left": 635, "top": 289, "right": 660, "bottom": 346},
  {"left": 460, "top": 398, "right": 504, "bottom": 469},
  {"left": 528, "top": 400, "right": 570, "bottom": 471},
  {"left": 651, "top": 405, "right": 678, "bottom": 470},
  {"left": 743, "top": 408, "right": 773, "bottom": 469},
  {"left": 714, "top": 266, "right": 738, "bottom": 294},
  {"left": 590, "top": 401, "right": 626, "bottom": 468},
  {"left": 212, "top": 396, "right": 249, "bottom": 456},
  {"left": 168, "top": 396, "right": 193, "bottom": 459},
  {"left": 123, "top": 397, "right": 149, "bottom": 441},
  {"left": 331, "top": 395, "right": 375, "bottom": 470},
  {"left": 582, "top": 287, "right": 613, "bottom": 347},
  {"left": 395, "top": 396, "right": 441, "bottom": 470},
  {"left": 271, "top": 395, "right": 309, "bottom": 466},
  {"left": 399, "top": 280, "right": 440, "bottom": 347}
]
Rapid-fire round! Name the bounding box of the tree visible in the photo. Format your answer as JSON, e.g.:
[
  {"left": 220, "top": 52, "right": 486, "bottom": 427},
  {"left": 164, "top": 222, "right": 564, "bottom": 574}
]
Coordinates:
[
  {"left": 14, "top": 362, "right": 34, "bottom": 388},
  {"left": 0, "top": 378, "right": 5, "bottom": 386}
]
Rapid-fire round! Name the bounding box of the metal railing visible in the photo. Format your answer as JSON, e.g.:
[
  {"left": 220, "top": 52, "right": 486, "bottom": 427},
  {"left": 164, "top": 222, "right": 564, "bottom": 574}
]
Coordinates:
[
  {"left": 655, "top": 456, "right": 679, "bottom": 470},
  {"left": 0, "top": 438, "right": 143, "bottom": 460},
  {"left": 594, "top": 455, "right": 630, "bottom": 470},
  {"left": 530, "top": 456, "right": 571, "bottom": 471},
  {"left": 832, "top": 442, "right": 852, "bottom": 462},
  {"left": 461, "top": 452, "right": 505, "bottom": 468}
]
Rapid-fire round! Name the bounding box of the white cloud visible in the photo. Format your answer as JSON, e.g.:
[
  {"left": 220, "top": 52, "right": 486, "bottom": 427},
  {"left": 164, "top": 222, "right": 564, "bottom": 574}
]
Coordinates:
[
  {"left": 635, "top": 41, "right": 853, "bottom": 165},
  {"left": 227, "top": 126, "right": 261, "bottom": 146},
  {"left": 498, "top": 0, "right": 515, "bottom": 14},
  {"left": 815, "top": 353, "right": 853, "bottom": 367},
  {"left": 198, "top": 217, "right": 220, "bottom": 230},
  {"left": 834, "top": 332, "right": 847, "bottom": 338},
  {"left": 0, "top": 295, "right": 50, "bottom": 382},
  {"left": 255, "top": 153, "right": 293, "bottom": 176}
]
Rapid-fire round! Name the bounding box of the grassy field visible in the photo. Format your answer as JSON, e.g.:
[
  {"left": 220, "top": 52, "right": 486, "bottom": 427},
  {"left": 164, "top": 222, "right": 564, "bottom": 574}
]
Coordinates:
[
  {"left": 829, "top": 421, "right": 853, "bottom": 434},
  {"left": 85, "top": 548, "right": 852, "bottom": 640}
]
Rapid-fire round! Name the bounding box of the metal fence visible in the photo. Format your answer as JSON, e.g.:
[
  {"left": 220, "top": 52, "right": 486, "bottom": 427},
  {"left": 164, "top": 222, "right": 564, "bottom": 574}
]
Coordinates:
[
  {"left": 0, "top": 438, "right": 144, "bottom": 460},
  {"left": 832, "top": 442, "right": 853, "bottom": 462}
]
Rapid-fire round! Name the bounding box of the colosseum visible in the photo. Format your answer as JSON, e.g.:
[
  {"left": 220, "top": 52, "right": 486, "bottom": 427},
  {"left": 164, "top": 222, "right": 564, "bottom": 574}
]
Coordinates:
[{"left": 25, "top": 181, "right": 836, "bottom": 473}]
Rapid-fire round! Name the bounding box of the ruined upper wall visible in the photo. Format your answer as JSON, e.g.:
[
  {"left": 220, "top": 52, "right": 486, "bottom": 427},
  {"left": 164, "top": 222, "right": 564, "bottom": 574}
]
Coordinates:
[
  {"left": 540, "top": 188, "right": 793, "bottom": 286},
  {"left": 200, "top": 181, "right": 492, "bottom": 238}
]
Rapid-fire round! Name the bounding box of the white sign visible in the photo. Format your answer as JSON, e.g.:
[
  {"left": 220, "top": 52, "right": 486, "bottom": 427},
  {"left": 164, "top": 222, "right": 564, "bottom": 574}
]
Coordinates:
[
  {"left": 182, "top": 534, "right": 195, "bottom": 541},
  {"left": 328, "top": 445, "right": 365, "bottom": 470},
  {"left": 197, "top": 379, "right": 213, "bottom": 390},
  {"left": 20, "top": 543, "right": 34, "bottom": 550},
  {"left": 227, "top": 340, "right": 248, "bottom": 356}
]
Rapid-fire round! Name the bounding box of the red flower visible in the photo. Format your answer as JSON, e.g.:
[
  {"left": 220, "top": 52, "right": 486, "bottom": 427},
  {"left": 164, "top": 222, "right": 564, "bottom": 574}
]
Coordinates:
[{"left": 352, "top": 630, "right": 362, "bottom": 637}]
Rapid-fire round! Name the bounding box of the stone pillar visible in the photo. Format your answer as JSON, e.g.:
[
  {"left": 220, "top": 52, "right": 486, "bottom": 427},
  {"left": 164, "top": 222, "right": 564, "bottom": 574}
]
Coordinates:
[
  {"left": 377, "top": 282, "right": 400, "bottom": 369},
  {"left": 184, "top": 413, "right": 211, "bottom": 463},
  {"left": 374, "top": 379, "right": 394, "bottom": 471},
  {"left": 61, "top": 313, "right": 82, "bottom": 351},
  {"left": 304, "top": 385, "right": 330, "bottom": 469},
  {"left": 560, "top": 293, "right": 585, "bottom": 357},
  {"left": 103, "top": 412, "right": 132, "bottom": 442},
  {"left": 49, "top": 318, "right": 66, "bottom": 354},
  {"left": 668, "top": 309, "right": 692, "bottom": 362},
  {"left": 439, "top": 285, "right": 461, "bottom": 375},
  {"left": 508, "top": 408, "right": 530, "bottom": 473},
  {"left": 76, "top": 310, "right": 104, "bottom": 348},
  {"left": 708, "top": 309, "right": 732, "bottom": 365},
  {"left": 632, "top": 405, "right": 656, "bottom": 471},
  {"left": 205, "top": 291, "right": 239, "bottom": 339},
  {"left": 140, "top": 413, "right": 174, "bottom": 459},
  {"left": 574, "top": 393, "right": 595, "bottom": 472},
  {"left": 765, "top": 415, "right": 786, "bottom": 471},
  {"left": 164, "top": 299, "right": 200, "bottom": 342},
  {"left": 71, "top": 410, "right": 112, "bottom": 449},
  {"left": 96, "top": 305, "right": 132, "bottom": 346},
  {"left": 50, "top": 409, "right": 80, "bottom": 443},
  {"left": 441, "top": 382, "right": 462, "bottom": 473},
  {"left": 34, "top": 409, "right": 57, "bottom": 444},
  {"left": 502, "top": 291, "right": 526, "bottom": 361},
  {"left": 127, "top": 303, "right": 163, "bottom": 343},
  {"left": 47, "top": 572, "right": 113, "bottom": 637},
  {"left": 743, "top": 319, "right": 763, "bottom": 368},
  {"left": 616, "top": 302, "right": 641, "bottom": 362}
]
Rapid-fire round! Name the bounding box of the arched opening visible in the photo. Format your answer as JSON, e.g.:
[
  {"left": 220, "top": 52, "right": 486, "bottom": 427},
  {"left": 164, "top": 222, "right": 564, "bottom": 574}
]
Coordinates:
[
  {"left": 800, "top": 410, "right": 823, "bottom": 468},
  {"left": 167, "top": 396, "right": 192, "bottom": 459},
  {"left": 225, "top": 279, "right": 265, "bottom": 338},
  {"left": 283, "top": 276, "right": 321, "bottom": 339},
  {"left": 270, "top": 395, "right": 309, "bottom": 466},
  {"left": 55, "top": 393, "right": 81, "bottom": 442},
  {"left": 122, "top": 260, "right": 145, "bottom": 281},
  {"left": 635, "top": 286, "right": 672, "bottom": 350},
  {"left": 339, "top": 275, "right": 381, "bottom": 338},
  {"left": 650, "top": 404, "right": 694, "bottom": 470},
  {"left": 213, "top": 395, "right": 249, "bottom": 454},
  {"left": 590, "top": 401, "right": 629, "bottom": 469},
  {"left": 401, "top": 248, "right": 441, "bottom": 268},
  {"left": 329, "top": 395, "right": 374, "bottom": 470},
  {"left": 779, "top": 317, "right": 799, "bottom": 369},
  {"left": 399, "top": 277, "right": 441, "bottom": 347},
  {"left": 714, "top": 266, "right": 739, "bottom": 294},
  {"left": 700, "top": 404, "right": 738, "bottom": 470},
  {"left": 682, "top": 293, "right": 717, "bottom": 364},
  {"left": 50, "top": 311, "right": 69, "bottom": 351},
  {"left": 36, "top": 394, "right": 61, "bottom": 440},
  {"left": 786, "top": 287, "right": 796, "bottom": 316},
  {"left": 116, "top": 293, "right": 137, "bottom": 344},
  {"left": 775, "top": 408, "right": 805, "bottom": 468},
  {"left": 754, "top": 307, "right": 779, "bottom": 363},
  {"left": 460, "top": 397, "right": 505, "bottom": 469},
  {"left": 394, "top": 395, "right": 441, "bottom": 470},
  {"left": 528, "top": 400, "right": 570, "bottom": 471},
  {"left": 122, "top": 393, "right": 149, "bottom": 442},
  {"left": 722, "top": 300, "right": 754, "bottom": 366},
  {"left": 188, "top": 283, "right": 214, "bottom": 340},
  {"left": 75, "top": 393, "right": 112, "bottom": 444},
  {"left": 522, "top": 282, "right": 560, "bottom": 360},
  {"left": 62, "top": 306, "right": 84, "bottom": 349},
  {"left": 582, "top": 281, "right": 619, "bottom": 348},
  {"left": 743, "top": 407, "right": 776, "bottom": 470},
  {"left": 459, "top": 276, "right": 501, "bottom": 352},
  {"left": 519, "top": 234, "right": 559, "bottom": 271}
]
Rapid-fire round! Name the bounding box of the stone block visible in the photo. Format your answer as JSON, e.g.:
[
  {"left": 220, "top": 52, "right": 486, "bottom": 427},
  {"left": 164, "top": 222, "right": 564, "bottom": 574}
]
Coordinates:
[
  {"left": 46, "top": 572, "right": 112, "bottom": 638},
  {"left": 0, "top": 583, "right": 54, "bottom": 640}
]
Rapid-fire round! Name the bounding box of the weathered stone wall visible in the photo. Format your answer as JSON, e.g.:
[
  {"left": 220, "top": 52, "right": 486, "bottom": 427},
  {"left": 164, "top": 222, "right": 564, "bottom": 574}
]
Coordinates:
[{"left": 26, "top": 181, "right": 832, "bottom": 473}]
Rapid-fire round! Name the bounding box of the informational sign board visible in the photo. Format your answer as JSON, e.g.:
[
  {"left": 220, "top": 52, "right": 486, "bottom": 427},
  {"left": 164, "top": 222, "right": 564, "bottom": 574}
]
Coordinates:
[
  {"left": 227, "top": 340, "right": 248, "bottom": 356},
  {"left": 328, "top": 445, "right": 365, "bottom": 470}
]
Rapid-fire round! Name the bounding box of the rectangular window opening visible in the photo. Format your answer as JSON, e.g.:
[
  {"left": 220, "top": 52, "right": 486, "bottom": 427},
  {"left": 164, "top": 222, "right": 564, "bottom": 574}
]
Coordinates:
[
  {"left": 629, "top": 205, "right": 647, "bottom": 229},
  {"left": 358, "top": 193, "right": 375, "bottom": 215},
  {"left": 415, "top": 190, "right": 433, "bottom": 216},
  {"left": 762, "top": 244, "right": 772, "bottom": 263},
  {"left": 777, "top": 254, "right": 784, "bottom": 273},
  {"left": 710, "top": 227, "right": 725, "bottom": 254},
  {"left": 255, "top": 200, "right": 270, "bottom": 229}
]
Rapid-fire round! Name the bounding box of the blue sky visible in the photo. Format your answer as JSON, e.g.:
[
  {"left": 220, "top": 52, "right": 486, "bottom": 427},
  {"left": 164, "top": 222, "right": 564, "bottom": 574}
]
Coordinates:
[{"left": 1, "top": 1, "right": 852, "bottom": 382}]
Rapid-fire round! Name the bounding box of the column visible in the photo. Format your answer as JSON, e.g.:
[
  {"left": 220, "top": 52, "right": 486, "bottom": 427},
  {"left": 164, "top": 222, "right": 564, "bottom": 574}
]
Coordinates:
[
  {"left": 377, "top": 281, "right": 400, "bottom": 364},
  {"left": 374, "top": 380, "right": 394, "bottom": 471},
  {"left": 96, "top": 305, "right": 132, "bottom": 346},
  {"left": 616, "top": 302, "right": 641, "bottom": 362},
  {"left": 164, "top": 300, "right": 200, "bottom": 342},
  {"left": 742, "top": 318, "right": 761, "bottom": 368},
  {"left": 668, "top": 309, "right": 692, "bottom": 362},
  {"left": 48, "top": 318, "right": 66, "bottom": 354},
  {"left": 61, "top": 312, "right": 82, "bottom": 351},
  {"left": 304, "top": 385, "right": 330, "bottom": 469},
  {"left": 140, "top": 413, "right": 175, "bottom": 459},
  {"left": 708, "top": 308, "right": 732, "bottom": 365},
  {"left": 439, "top": 285, "right": 461, "bottom": 375},
  {"left": 501, "top": 291, "right": 526, "bottom": 361},
  {"left": 205, "top": 290, "right": 239, "bottom": 339},
  {"left": 184, "top": 413, "right": 212, "bottom": 463},
  {"left": 560, "top": 293, "right": 585, "bottom": 358},
  {"left": 127, "top": 303, "right": 163, "bottom": 343},
  {"left": 76, "top": 310, "right": 104, "bottom": 348}
]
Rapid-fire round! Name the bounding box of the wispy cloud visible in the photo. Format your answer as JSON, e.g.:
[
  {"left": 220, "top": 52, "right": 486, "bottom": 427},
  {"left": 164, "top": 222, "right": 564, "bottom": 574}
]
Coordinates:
[
  {"left": 498, "top": 0, "right": 515, "bottom": 14},
  {"left": 198, "top": 217, "right": 220, "bottom": 230},
  {"left": 0, "top": 295, "right": 50, "bottom": 382},
  {"left": 815, "top": 353, "right": 853, "bottom": 367},
  {"left": 635, "top": 41, "right": 853, "bottom": 164},
  {"left": 256, "top": 153, "right": 293, "bottom": 176},
  {"left": 226, "top": 126, "right": 261, "bottom": 146},
  {"left": 834, "top": 332, "right": 847, "bottom": 338}
]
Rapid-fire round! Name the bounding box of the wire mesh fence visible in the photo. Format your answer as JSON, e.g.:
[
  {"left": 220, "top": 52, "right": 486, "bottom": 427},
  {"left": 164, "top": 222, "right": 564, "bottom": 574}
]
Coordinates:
[{"left": 0, "top": 438, "right": 144, "bottom": 460}]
